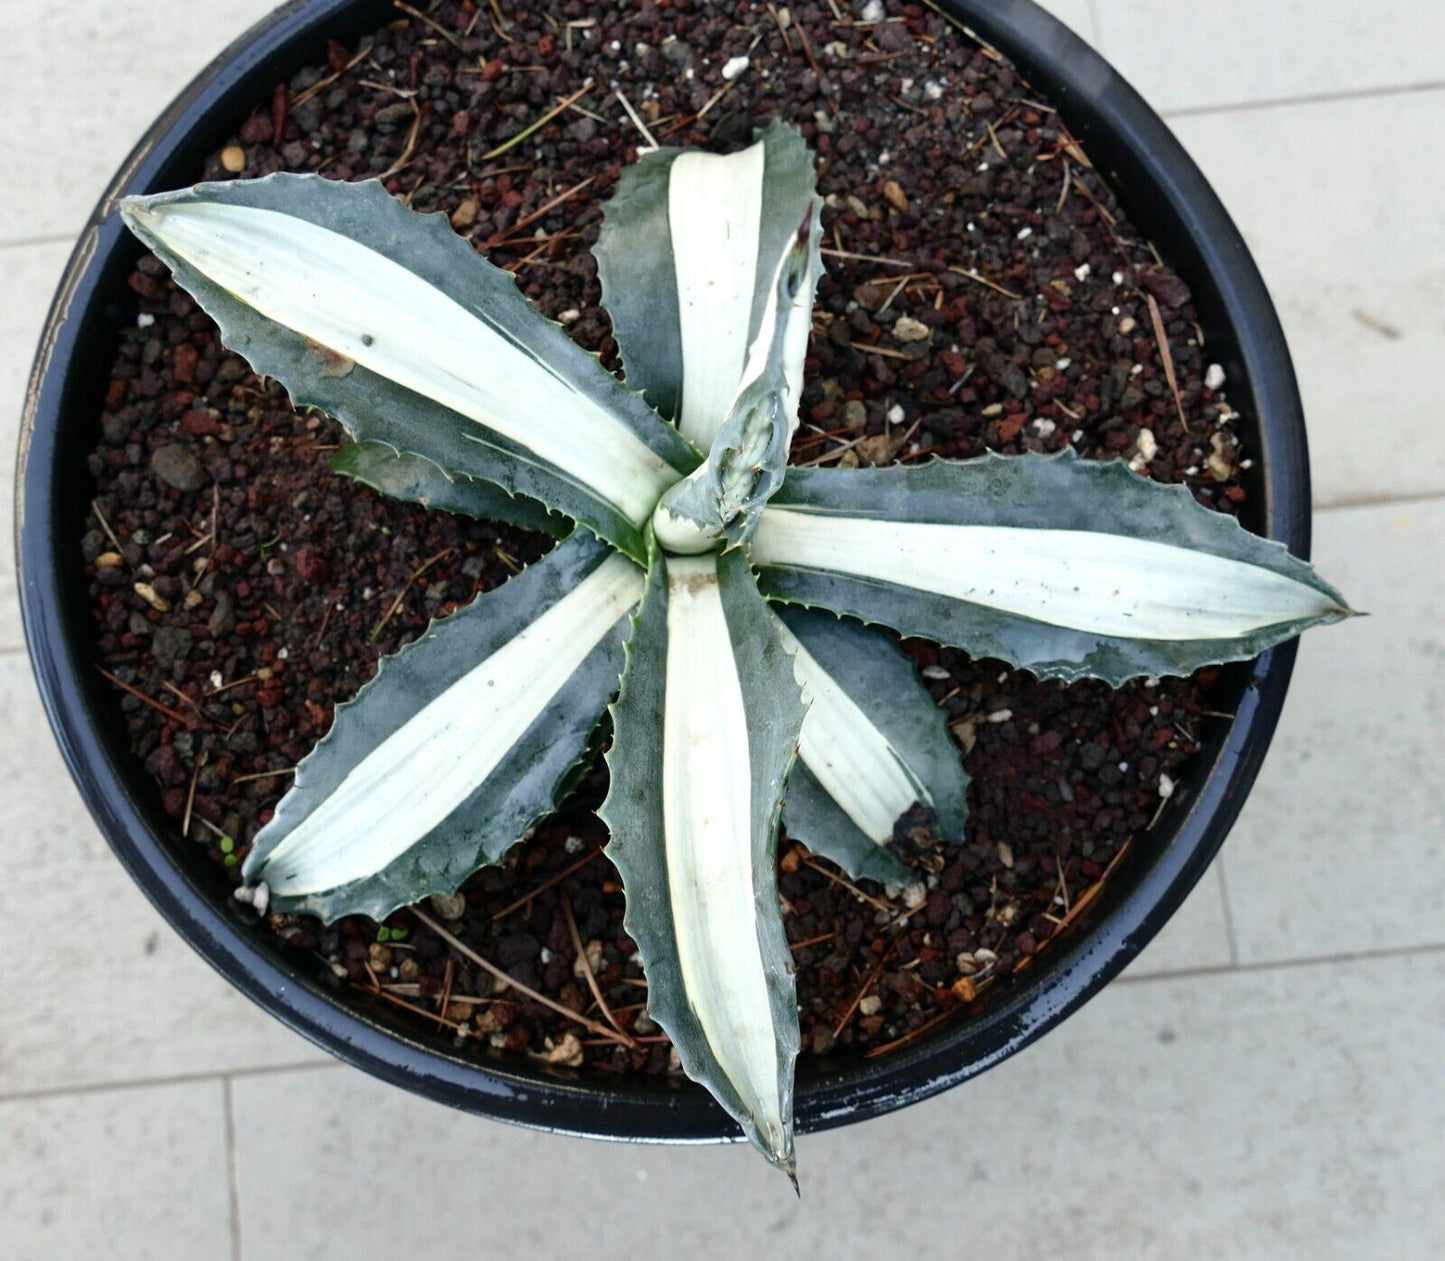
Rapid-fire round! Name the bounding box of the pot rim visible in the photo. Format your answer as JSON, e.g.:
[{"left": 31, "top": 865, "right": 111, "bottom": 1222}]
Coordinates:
[{"left": 15, "top": 0, "right": 1309, "bottom": 1145}]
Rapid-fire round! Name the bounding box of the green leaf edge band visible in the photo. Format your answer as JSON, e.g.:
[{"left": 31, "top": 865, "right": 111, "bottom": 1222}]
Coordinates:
[
  {"left": 600, "top": 540, "right": 805, "bottom": 1171},
  {"left": 776, "top": 606, "right": 968, "bottom": 887},
  {"left": 121, "top": 173, "right": 700, "bottom": 564},
  {"left": 757, "top": 450, "right": 1353, "bottom": 686},
  {"left": 244, "top": 532, "right": 633, "bottom": 923},
  {"left": 331, "top": 442, "right": 570, "bottom": 536}
]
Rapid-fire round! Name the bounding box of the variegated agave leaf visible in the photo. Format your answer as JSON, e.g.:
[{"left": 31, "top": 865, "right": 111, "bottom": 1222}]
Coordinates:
[
  {"left": 243, "top": 533, "right": 641, "bottom": 923},
  {"left": 596, "top": 121, "right": 824, "bottom": 553},
  {"left": 331, "top": 442, "right": 569, "bottom": 536},
  {"left": 753, "top": 450, "right": 1353, "bottom": 686},
  {"left": 601, "top": 543, "right": 805, "bottom": 1173},
  {"left": 773, "top": 607, "right": 967, "bottom": 886},
  {"left": 120, "top": 174, "right": 700, "bottom": 563}
]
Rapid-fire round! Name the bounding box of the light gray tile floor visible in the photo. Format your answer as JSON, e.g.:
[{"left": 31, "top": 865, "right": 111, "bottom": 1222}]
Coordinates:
[
  {"left": 3, "top": 2, "right": 1441, "bottom": 1257},
  {"left": 229, "top": 951, "right": 1445, "bottom": 1261}
]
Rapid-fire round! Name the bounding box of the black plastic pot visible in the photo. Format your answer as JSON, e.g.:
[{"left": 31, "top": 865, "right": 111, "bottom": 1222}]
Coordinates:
[{"left": 16, "top": 0, "right": 1311, "bottom": 1145}]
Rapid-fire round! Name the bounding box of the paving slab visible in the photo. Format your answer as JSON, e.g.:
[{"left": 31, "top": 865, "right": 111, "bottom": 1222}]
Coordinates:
[
  {"left": 0, "top": 1, "right": 279, "bottom": 246},
  {"left": 231, "top": 949, "right": 1445, "bottom": 1260},
  {"left": 0, "top": 656, "right": 326, "bottom": 1095},
  {"left": 1219, "top": 497, "right": 1445, "bottom": 963},
  {"left": 0, "top": 1079, "right": 232, "bottom": 1261},
  {"left": 1171, "top": 90, "right": 1445, "bottom": 507},
  {"left": 1094, "top": 0, "right": 1445, "bottom": 114}
]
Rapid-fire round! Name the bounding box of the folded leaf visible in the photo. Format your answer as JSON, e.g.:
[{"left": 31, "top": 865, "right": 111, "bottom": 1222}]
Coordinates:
[
  {"left": 772, "top": 608, "right": 966, "bottom": 886},
  {"left": 595, "top": 120, "right": 824, "bottom": 450},
  {"left": 651, "top": 200, "right": 822, "bottom": 554},
  {"left": 331, "top": 442, "right": 568, "bottom": 536},
  {"left": 243, "top": 533, "right": 642, "bottom": 923},
  {"left": 120, "top": 174, "right": 699, "bottom": 563},
  {"left": 601, "top": 545, "right": 805, "bottom": 1174},
  {"left": 753, "top": 451, "right": 1352, "bottom": 685}
]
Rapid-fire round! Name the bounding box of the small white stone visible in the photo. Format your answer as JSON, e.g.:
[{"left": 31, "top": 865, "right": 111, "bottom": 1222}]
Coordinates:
[
  {"left": 1017, "top": 226, "right": 1033, "bottom": 240},
  {"left": 559, "top": 309, "right": 581, "bottom": 325},
  {"left": 1205, "top": 362, "right": 1226, "bottom": 391},
  {"left": 1073, "top": 262, "right": 1091, "bottom": 282},
  {"left": 922, "top": 665, "right": 950, "bottom": 680},
  {"left": 209, "top": 670, "right": 224, "bottom": 690},
  {"left": 276, "top": 646, "right": 289, "bottom": 661},
  {"left": 903, "top": 882, "right": 928, "bottom": 910},
  {"left": 858, "top": 995, "right": 883, "bottom": 1016},
  {"left": 539, "top": 947, "right": 553, "bottom": 965},
  {"left": 894, "top": 315, "right": 931, "bottom": 343},
  {"left": 721, "top": 55, "right": 750, "bottom": 80},
  {"left": 1112, "top": 271, "right": 1125, "bottom": 285},
  {"left": 1159, "top": 773, "right": 1176, "bottom": 800},
  {"left": 924, "top": 79, "right": 944, "bottom": 101},
  {"left": 136, "top": 313, "right": 155, "bottom": 328},
  {"left": 1033, "top": 418, "right": 1056, "bottom": 437},
  {"left": 861, "top": 0, "right": 886, "bottom": 20},
  {"left": 1055, "top": 356, "right": 1071, "bottom": 370},
  {"left": 887, "top": 403, "right": 906, "bottom": 425},
  {"left": 563, "top": 834, "right": 584, "bottom": 854},
  {"left": 987, "top": 708, "right": 1013, "bottom": 724}
]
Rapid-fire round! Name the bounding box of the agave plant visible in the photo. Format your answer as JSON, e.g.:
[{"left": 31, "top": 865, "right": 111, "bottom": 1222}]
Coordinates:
[{"left": 119, "top": 122, "right": 1350, "bottom": 1175}]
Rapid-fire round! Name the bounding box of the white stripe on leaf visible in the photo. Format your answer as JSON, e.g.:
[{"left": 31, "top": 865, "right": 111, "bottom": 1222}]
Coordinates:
[
  {"left": 754, "top": 508, "right": 1339, "bottom": 642},
  {"left": 259, "top": 553, "right": 642, "bottom": 898},
  {"left": 771, "top": 611, "right": 929, "bottom": 845},
  {"left": 668, "top": 142, "right": 767, "bottom": 448},
  {"left": 124, "top": 198, "right": 679, "bottom": 526},
  {"left": 661, "top": 555, "right": 789, "bottom": 1161}
]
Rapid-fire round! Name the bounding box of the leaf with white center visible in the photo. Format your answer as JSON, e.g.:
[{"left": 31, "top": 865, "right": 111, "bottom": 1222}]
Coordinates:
[
  {"left": 331, "top": 442, "right": 569, "bottom": 535},
  {"left": 601, "top": 544, "right": 805, "bottom": 1174},
  {"left": 650, "top": 200, "right": 821, "bottom": 554},
  {"left": 120, "top": 174, "right": 700, "bottom": 563},
  {"left": 753, "top": 451, "right": 1353, "bottom": 686},
  {"left": 772, "top": 608, "right": 967, "bottom": 886},
  {"left": 243, "top": 532, "right": 642, "bottom": 923},
  {"left": 595, "top": 120, "right": 824, "bottom": 450}
]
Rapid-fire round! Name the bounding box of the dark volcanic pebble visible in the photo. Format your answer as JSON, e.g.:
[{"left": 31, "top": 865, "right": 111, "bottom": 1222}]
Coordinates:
[{"left": 84, "top": 0, "right": 1245, "bottom": 1079}]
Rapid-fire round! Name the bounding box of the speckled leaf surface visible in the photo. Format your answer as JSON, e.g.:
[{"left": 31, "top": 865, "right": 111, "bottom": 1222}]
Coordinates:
[
  {"left": 243, "top": 533, "right": 641, "bottom": 923},
  {"left": 120, "top": 174, "right": 699, "bottom": 563},
  {"left": 754, "top": 451, "right": 1352, "bottom": 685},
  {"left": 331, "top": 441, "right": 568, "bottom": 535},
  {"left": 773, "top": 607, "right": 967, "bottom": 886},
  {"left": 601, "top": 544, "right": 805, "bottom": 1173}
]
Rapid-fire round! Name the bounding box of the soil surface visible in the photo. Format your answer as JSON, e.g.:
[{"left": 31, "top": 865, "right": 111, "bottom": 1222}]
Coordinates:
[{"left": 84, "top": 0, "right": 1247, "bottom": 1079}]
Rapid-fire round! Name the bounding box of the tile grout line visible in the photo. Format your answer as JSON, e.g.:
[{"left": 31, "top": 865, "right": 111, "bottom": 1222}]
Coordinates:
[
  {"left": 1314, "top": 488, "right": 1445, "bottom": 514},
  {"left": 0, "top": 1057, "right": 339, "bottom": 1106},
  {"left": 223, "top": 1076, "right": 243, "bottom": 1261},
  {"left": 1118, "top": 938, "right": 1445, "bottom": 988},
  {"left": 4, "top": 942, "right": 1445, "bottom": 1106},
  {"left": 0, "top": 231, "right": 78, "bottom": 252},
  {"left": 1160, "top": 76, "right": 1445, "bottom": 120},
  {"left": 1213, "top": 854, "right": 1242, "bottom": 968}
]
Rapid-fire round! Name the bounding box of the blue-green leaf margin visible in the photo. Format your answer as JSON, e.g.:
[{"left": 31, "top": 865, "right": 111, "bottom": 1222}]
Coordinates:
[
  {"left": 756, "top": 450, "right": 1353, "bottom": 685},
  {"left": 243, "top": 532, "right": 634, "bottom": 923}
]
